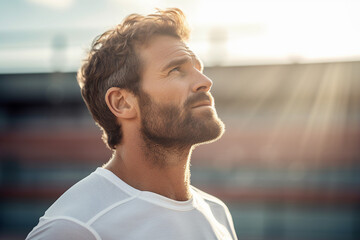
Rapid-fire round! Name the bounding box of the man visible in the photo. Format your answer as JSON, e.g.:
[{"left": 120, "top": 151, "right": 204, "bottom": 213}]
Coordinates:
[{"left": 27, "top": 8, "right": 237, "bottom": 240}]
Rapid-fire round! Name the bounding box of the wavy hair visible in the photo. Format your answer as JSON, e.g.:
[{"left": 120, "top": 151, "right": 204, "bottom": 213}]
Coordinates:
[{"left": 77, "top": 8, "right": 190, "bottom": 149}]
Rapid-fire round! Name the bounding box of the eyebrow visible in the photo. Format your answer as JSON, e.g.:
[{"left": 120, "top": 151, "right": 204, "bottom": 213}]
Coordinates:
[
  {"left": 161, "top": 57, "right": 190, "bottom": 72},
  {"left": 161, "top": 55, "right": 203, "bottom": 72}
]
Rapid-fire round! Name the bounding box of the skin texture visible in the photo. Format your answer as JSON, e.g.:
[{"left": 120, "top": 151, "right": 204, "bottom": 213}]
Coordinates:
[{"left": 103, "top": 35, "right": 224, "bottom": 201}]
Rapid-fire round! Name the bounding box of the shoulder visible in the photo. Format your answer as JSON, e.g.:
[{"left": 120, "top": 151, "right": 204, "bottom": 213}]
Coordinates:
[
  {"left": 191, "top": 185, "right": 228, "bottom": 208},
  {"left": 191, "top": 186, "right": 238, "bottom": 239},
  {"left": 26, "top": 216, "right": 100, "bottom": 240},
  {"left": 191, "top": 186, "right": 233, "bottom": 223},
  {"left": 44, "top": 168, "right": 132, "bottom": 222}
]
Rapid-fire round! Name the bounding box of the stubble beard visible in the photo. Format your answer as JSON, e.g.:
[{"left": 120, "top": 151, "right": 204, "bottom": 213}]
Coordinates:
[{"left": 138, "top": 91, "right": 225, "bottom": 166}]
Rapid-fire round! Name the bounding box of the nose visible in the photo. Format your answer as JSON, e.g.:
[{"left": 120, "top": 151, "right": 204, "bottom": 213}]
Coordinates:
[{"left": 192, "top": 70, "right": 213, "bottom": 93}]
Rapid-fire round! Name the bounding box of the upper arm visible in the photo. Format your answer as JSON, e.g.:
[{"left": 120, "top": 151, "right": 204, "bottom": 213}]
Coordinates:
[{"left": 26, "top": 217, "right": 100, "bottom": 240}]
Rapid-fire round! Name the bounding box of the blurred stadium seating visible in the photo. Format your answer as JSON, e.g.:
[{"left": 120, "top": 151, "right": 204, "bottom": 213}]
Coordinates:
[{"left": 0, "top": 61, "right": 359, "bottom": 239}]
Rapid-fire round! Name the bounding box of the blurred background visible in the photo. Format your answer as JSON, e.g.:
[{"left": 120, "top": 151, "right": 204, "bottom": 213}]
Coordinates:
[{"left": 1, "top": 0, "right": 360, "bottom": 239}]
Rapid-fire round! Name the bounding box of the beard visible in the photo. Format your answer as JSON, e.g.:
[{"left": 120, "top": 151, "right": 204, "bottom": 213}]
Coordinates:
[{"left": 138, "top": 90, "right": 225, "bottom": 151}]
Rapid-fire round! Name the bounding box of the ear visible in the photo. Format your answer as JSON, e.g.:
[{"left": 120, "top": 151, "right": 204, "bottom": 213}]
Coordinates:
[{"left": 105, "top": 87, "right": 137, "bottom": 119}]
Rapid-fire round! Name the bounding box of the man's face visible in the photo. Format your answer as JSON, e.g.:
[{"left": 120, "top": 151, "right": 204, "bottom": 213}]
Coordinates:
[{"left": 137, "top": 35, "right": 224, "bottom": 148}]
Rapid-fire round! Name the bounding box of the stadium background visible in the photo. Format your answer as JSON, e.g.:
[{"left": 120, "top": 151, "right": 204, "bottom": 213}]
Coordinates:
[{"left": 1, "top": 0, "right": 359, "bottom": 239}]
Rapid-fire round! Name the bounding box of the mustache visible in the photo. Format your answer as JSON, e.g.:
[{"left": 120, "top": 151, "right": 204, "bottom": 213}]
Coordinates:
[{"left": 184, "top": 92, "right": 213, "bottom": 108}]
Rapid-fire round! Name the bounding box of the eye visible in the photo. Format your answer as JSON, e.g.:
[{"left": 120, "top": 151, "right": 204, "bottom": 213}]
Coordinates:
[{"left": 169, "top": 66, "right": 181, "bottom": 74}]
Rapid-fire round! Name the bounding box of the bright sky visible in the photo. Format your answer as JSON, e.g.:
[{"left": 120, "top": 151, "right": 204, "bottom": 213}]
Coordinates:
[{"left": 1, "top": 0, "right": 360, "bottom": 73}]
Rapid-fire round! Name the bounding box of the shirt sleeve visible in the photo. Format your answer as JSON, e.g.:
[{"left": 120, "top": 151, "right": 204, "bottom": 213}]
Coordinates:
[
  {"left": 26, "top": 217, "right": 100, "bottom": 240},
  {"left": 224, "top": 205, "right": 238, "bottom": 240}
]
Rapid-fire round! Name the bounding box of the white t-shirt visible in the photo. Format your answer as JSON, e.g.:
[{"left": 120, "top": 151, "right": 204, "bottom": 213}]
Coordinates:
[{"left": 26, "top": 168, "right": 238, "bottom": 240}]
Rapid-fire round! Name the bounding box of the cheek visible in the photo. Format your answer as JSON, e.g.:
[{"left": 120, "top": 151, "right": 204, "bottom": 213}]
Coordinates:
[{"left": 154, "top": 84, "right": 190, "bottom": 106}]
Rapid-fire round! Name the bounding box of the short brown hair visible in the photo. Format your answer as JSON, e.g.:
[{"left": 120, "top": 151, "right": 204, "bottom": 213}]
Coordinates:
[{"left": 77, "top": 8, "right": 190, "bottom": 150}]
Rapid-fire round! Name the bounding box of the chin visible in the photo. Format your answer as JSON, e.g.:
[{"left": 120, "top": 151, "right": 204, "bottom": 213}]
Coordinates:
[{"left": 191, "top": 116, "right": 225, "bottom": 147}]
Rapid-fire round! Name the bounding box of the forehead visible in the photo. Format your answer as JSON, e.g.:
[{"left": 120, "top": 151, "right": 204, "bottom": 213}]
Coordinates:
[{"left": 138, "top": 35, "right": 198, "bottom": 73}]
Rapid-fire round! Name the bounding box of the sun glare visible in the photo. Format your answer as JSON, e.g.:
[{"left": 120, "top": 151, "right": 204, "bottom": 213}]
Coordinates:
[{"left": 191, "top": 0, "right": 360, "bottom": 65}]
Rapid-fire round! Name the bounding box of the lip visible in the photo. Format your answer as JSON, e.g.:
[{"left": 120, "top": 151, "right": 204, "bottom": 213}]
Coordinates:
[{"left": 192, "top": 101, "right": 213, "bottom": 108}]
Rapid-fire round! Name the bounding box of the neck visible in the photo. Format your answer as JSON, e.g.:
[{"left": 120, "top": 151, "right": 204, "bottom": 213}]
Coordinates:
[{"left": 104, "top": 136, "right": 193, "bottom": 201}]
